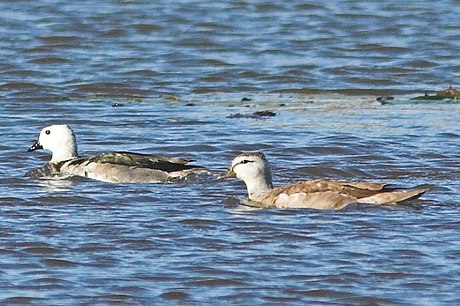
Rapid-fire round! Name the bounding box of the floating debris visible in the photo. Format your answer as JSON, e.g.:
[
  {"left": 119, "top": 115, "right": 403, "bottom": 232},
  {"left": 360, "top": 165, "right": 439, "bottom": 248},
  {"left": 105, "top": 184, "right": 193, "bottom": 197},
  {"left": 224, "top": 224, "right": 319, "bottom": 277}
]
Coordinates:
[
  {"left": 112, "top": 102, "right": 124, "bottom": 107},
  {"left": 164, "top": 94, "right": 180, "bottom": 101},
  {"left": 376, "top": 96, "right": 394, "bottom": 104},
  {"left": 376, "top": 96, "right": 394, "bottom": 102},
  {"left": 253, "top": 110, "right": 276, "bottom": 117},
  {"left": 124, "top": 97, "right": 143, "bottom": 102},
  {"left": 410, "top": 85, "right": 459, "bottom": 101},
  {"left": 227, "top": 110, "right": 276, "bottom": 119}
]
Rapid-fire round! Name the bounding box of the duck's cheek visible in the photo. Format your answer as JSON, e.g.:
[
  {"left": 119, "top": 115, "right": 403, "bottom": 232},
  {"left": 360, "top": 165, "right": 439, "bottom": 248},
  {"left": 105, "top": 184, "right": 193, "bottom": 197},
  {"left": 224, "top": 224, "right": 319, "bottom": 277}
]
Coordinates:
[{"left": 236, "top": 172, "right": 249, "bottom": 181}]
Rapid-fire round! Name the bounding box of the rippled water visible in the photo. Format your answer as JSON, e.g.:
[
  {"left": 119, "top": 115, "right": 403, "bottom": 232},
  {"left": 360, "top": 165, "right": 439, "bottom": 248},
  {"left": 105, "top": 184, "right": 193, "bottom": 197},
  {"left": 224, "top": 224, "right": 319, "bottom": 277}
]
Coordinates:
[{"left": 1, "top": 1, "right": 459, "bottom": 305}]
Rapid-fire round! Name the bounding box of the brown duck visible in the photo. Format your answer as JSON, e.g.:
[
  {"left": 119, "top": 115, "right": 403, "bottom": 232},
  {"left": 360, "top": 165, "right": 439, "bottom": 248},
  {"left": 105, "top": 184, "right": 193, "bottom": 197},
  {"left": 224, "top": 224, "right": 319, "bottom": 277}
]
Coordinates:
[{"left": 222, "top": 152, "right": 427, "bottom": 210}]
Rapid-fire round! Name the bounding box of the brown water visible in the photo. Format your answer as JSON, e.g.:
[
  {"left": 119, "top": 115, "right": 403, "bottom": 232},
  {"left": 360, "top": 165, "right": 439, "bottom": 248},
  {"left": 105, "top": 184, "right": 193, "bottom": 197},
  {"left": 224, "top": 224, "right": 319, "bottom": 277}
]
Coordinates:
[{"left": 1, "top": 1, "right": 459, "bottom": 305}]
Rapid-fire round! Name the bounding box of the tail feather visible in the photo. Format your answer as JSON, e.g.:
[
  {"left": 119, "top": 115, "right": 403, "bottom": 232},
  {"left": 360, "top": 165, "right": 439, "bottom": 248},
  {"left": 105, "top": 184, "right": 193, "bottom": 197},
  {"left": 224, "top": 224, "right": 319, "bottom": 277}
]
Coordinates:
[{"left": 357, "top": 188, "right": 427, "bottom": 205}]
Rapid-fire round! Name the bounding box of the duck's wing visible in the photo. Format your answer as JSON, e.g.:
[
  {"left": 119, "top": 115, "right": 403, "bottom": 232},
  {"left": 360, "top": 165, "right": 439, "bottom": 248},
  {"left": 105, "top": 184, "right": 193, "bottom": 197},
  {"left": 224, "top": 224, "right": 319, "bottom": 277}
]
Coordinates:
[
  {"left": 270, "top": 180, "right": 385, "bottom": 197},
  {"left": 87, "top": 152, "right": 202, "bottom": 173},
  {"left": 330, "top": 180, "right": 427, "bottom": 204},
  {"left": 337, "top": 181, "right": 386, "bottom": 191},
  {"left": 355, "top": 188, "right": 428, "bottom": 205},
  {"left": 266, "top": 180, "right": 426, "bottom": 209},
  {"left": 263, "top": 180, "right": 357, "bottom": 210}
]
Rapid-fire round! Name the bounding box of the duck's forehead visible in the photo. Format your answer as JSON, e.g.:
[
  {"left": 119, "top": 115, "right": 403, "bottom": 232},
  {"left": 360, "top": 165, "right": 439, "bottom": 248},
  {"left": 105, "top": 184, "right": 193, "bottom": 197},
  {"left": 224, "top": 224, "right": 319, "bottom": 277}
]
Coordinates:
[
  {"left": 40, "top": 125, "right": 55, "bottom": 135},
  {"left": 232, "top": 153, "right": 264, "bottom": 166},
  {"left": 39, "top": 126, "right": 50, "bottom": 136},
  {"left": 40, "top": 125, "right": 71, "bottom": 137}
]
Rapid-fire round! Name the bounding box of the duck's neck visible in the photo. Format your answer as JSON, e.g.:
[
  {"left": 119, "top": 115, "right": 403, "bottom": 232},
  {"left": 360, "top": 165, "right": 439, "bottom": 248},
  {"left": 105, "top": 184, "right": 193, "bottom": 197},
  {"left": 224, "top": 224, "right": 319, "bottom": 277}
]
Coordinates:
[
  {"left": 51, "top": 143, "right": 78, "bottom": 163},
  {"left": 244, "top": 174, "right": 273, "bottom": 201}
]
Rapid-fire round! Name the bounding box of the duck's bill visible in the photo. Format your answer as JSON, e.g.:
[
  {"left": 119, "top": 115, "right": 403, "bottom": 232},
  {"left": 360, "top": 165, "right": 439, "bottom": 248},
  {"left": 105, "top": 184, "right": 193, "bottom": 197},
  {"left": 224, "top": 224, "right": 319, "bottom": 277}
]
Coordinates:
[
  {"left": 218, "top": 169, "right": 236, "bottom": 180},
  {"left": 28, "top": 140, "right": 43, "bottom": 152}
]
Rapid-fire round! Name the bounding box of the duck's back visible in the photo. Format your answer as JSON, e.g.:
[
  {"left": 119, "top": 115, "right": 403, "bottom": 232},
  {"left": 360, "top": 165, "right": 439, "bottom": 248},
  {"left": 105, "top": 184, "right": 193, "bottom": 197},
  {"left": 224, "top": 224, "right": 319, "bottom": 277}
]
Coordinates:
[
  {"left": 57, "top": 152, "right": 204, "bottom": 183},
  {"left": 89, "top": 152, "right": 201, "bottom": 172}
]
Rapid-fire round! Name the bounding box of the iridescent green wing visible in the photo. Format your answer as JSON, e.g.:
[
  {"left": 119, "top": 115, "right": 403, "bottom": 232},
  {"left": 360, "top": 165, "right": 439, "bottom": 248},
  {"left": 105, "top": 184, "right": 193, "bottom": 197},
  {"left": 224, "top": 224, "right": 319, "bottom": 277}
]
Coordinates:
[{"left": 88, "top": 152, "right": 201, "bottom": 173}]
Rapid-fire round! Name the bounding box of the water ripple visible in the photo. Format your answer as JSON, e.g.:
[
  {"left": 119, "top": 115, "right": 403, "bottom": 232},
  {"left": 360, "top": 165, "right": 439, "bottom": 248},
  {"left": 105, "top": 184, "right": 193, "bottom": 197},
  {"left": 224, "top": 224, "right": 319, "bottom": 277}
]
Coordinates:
[{"left": 0, "top": 0, "right": 459, "bottom": 304}]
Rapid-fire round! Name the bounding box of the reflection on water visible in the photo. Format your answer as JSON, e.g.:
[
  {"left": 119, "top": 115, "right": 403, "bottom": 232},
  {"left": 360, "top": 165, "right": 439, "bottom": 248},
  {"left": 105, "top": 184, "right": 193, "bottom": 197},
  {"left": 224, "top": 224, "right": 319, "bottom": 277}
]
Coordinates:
[
  {"left": 32, "top": 176, "right": 88, "bottom": 194},
  {"left": 0, "top": 0, "right": 459, "bottom": 304}
]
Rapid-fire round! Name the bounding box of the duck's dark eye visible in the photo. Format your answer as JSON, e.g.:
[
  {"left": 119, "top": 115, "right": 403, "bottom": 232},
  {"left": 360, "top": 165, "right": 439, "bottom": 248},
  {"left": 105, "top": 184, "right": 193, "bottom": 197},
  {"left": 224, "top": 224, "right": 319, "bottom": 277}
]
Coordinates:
[
  {"left": 45, "top": 130, "right": 50, "bottom": 135},
  {"left": 240, "top": 160, "right": 252, "bottom": 164}
]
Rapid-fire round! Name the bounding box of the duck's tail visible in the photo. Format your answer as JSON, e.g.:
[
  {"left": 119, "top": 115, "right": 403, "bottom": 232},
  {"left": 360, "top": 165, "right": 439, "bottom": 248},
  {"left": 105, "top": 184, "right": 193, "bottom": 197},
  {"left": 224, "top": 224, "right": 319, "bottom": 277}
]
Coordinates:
[{"left": 356, "top": 187, "right": 428, "bottom": 205}]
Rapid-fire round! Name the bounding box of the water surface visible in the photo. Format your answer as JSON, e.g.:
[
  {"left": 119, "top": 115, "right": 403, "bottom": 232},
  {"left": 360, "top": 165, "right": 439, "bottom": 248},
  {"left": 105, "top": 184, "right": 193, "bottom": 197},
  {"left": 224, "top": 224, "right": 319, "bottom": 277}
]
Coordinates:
[{"left": 1, "top": 1, "right": 459, "bottom": 305}]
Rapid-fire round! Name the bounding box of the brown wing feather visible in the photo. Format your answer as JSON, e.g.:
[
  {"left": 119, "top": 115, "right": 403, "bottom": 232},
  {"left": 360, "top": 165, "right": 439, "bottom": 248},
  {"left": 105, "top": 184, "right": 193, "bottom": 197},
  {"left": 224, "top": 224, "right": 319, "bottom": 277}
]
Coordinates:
[
  {"left": 268, "top": 179, "right": 385, "bottom": 198},
  {"left": 253, "top": 179, "right": 425, "bottom": 210},
  {"left": 339, "top": 181, "right": 386, "bottom": 191}
]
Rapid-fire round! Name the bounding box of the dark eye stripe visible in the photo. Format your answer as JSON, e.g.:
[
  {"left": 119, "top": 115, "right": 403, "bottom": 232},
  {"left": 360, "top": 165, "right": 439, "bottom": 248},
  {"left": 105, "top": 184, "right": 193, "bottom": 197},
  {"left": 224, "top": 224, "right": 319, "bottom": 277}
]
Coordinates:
[{"left": 240, "top": 160, "right": 253, "bottom": 164}]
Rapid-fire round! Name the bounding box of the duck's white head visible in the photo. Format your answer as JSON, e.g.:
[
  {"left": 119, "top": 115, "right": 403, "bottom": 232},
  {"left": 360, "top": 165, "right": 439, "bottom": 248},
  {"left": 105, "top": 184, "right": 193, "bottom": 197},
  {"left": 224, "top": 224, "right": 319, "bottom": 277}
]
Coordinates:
[
  {"left": 28, "top": 124, "right": 78, "bottom": 163},
  {"left": 222, "top": 152, "right": 273, "bottom": 199}
]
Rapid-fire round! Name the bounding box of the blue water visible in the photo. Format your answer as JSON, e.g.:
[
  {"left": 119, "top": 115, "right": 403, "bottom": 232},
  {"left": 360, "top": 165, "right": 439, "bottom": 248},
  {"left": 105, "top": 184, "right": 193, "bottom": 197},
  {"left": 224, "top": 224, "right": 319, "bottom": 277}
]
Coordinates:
[{"left": 0, "top": 1, "right": 459, "bottom": 304}]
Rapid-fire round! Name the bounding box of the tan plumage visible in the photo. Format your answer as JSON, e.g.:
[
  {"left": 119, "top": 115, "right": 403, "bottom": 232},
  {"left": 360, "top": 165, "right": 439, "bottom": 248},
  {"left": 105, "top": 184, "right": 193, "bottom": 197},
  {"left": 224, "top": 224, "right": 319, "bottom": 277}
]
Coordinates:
[{"left": 222, "top": 152, "right": 427, "bottom": 210}]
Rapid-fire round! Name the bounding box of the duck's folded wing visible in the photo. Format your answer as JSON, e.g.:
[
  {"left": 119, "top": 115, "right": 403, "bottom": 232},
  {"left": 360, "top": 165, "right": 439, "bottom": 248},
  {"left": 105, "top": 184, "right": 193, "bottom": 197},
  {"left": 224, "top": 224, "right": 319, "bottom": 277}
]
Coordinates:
[
  {"left": 292, "top": 179, "right": 389, "bottom": 197},
  {"left": 262, "top": 181, "right": 354, "bottom": 209},
  {"left": 339, "top": 181, "right": 386, "bottom": 191},
  {"left": 269, "top": 180, "right": 425, "bottom": 208},
  {"left": 266, "top": 180, "right": 390, "bottom": 209},
  {"left": 88, "top": 152, "right": 202, "bottom": 172},
  {"left": 271, "top": 180, "right": 385, "bottom": 195}
]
